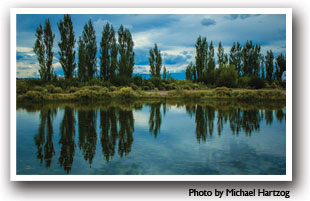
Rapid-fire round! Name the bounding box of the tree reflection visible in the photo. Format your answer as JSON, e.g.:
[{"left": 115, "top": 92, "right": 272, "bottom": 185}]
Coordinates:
[
  {"left": 78, "top": 109, "right": 97, "bottom": 166},
  {"left": 100, "top": 107, "right": 117, "bottom": 162},
  {"left": 118, "top": 110, "right": 134, "bottom": 158},
  {"left": 195, "top": 105, "right": 215, "bottom": 142},
  {"left": 149, "top": 103, "right": 162, "bottom": 137},
  {"left": 34, "top": 108, "right": 57, "bottom": 168},
  {"left": 59, "top": 106, "right": 76, "bottom": 174}
]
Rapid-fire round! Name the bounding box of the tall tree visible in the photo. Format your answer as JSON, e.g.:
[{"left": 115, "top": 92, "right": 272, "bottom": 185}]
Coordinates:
[
  {"left": 100, "top": 23, "right": 117, "bottom": 81},
  {"left": 185, "top": 62, "right": 194, "bottom": 80},
  {"left": 207, "top": 41, "right": 215, "bottom": 72},
  {"left": 57, "top": 14, "right": 76, "bottom": 79},
  {"left": 265, "top": 50, "right": 274, "bottom": 82},
  {"left": 241, "top": 40, "right": 261, "bottom": 76},
  {"left": 217, "top": 41, "right": 225, "bottom": 66},
  {"left": 118, "top": 25, "right": 135, "bottom": 78},
  {"left": 82, "top": 20, "right": 97, "bottom": 79},
  {"left": 34, "top": 19, "right": 55, "bottom": 81},
  {"left": 195, "top": 36, "right": 208, "bottom": 82},
  {"left": 163, "top": 66, "right": 167, "bottom": 80},
  {"left": 229, "top": 41, "right": 242, "bottom": 76},
  {"left": 149, "top": 43, "right": 162, "bottom": 78},
  {"left": 78, "top": 37, "right": 87, "bottom": 81},
  {"left": 260, "top": 55, "right": 265, "bottom": 79},
  {"left": 275, "top": 53, "right": 286, "bottom": 80}
]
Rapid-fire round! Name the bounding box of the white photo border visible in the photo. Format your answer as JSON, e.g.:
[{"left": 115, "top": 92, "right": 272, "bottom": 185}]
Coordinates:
[{"left": 10, "top": 7, "right": 292, "bottom": 181}]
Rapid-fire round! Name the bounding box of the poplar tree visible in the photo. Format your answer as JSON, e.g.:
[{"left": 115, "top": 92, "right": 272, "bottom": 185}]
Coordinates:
[
  {"left": 82, "top": 20, "right": 97, "bottom": 79},
  {"left": 217, "top": 41, "right": 227, "bottom": 67},
  {"left": 163, "top": 66, "right": 167, "bottom": 80},
  {"left": 100, "top": 23, "right": 117, "bottom": 81},
  {"left": 195, "top": 36, "right": 208, "bottom": 82},
  {"left": 149, "top": 43, "right": 162, "bottom": 78},
  {"left": 265, "top": 50, "right": 274, "bottom": 82},
  {"left": 229, "top": 41, "right": 242, "bottom": 76},
  {"left": 118, "top": 25, "right": 135, "bottom": 78},
  {"left": 58, "top": 14, "right": 76, "bottom": 79},
  {"left": 34, "top": 19, "right": 55, "bottom": 81},
  {"left": 78, "top": 37, "right": 87, "bottom": 81},
  {"left": 275, "top": 53, "right": 286, "bottom": 80}
]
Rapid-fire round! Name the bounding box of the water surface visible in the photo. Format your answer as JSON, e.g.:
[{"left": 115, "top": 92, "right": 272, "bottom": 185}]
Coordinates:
[{"left": 16, "top": 100, "right": 286, "bottom": 175}]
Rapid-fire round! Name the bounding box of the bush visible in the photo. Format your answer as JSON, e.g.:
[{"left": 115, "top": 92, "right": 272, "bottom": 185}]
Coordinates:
[
  {"left": 129, "top": 83, "right": 139, "bottom": 90},
  {"left": 133, "top": 75, "right": 143, "bottom": 86},
  {"left": 22, "top": 90, "right": 44, "bottom": 101},
  {"left": 238, "top": 76, "right": 251, "bottom": 88},
  {"left": 110, "top": 86, "right": 118, "bottom": 91},
  {"left": 215, "top": 65, "right": 238, "bottom": 88},
  {"left": 248, "top": 76, "right": 266, "bottom": 89},
  {"left": 74, "top": 89, "right": 99, "bottom": 101},
  {"left": 33, "top": 86, "right": 45, "bottom": 92},
  {"left": 117, "top": 87, "right": 136, "bottom": 99},
  {"left": 214, "top": 87, "right": 232, "bottom": 97},
  {"left": 142, "top": 86, "right": 150, "bottom": 91},
  {"left": 67, "top": 86, "right": 78, "bottom": 93},
  {"left": 16, "top": 81, "right": 28, "bottom": 94}
]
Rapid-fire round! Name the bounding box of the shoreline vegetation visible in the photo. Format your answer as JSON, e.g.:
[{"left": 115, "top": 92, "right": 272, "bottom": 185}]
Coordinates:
[{"left": 17, "top": 79, "right": 285, "bottom": 102}]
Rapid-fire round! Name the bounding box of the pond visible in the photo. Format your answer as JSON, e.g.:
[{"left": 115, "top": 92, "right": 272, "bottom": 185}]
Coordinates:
[{"left": 16, "top": 100, "right": 286, "bottom": 175}]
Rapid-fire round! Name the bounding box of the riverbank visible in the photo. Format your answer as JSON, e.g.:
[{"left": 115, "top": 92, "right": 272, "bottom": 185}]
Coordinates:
[{"left": 17, "top": 84, "right": 286, "bottom": 102}]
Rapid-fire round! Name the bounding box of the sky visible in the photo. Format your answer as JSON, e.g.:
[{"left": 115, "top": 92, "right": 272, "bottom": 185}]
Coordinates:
[{"left": 16, "top": 14, "right": 286, "bottom": 79}]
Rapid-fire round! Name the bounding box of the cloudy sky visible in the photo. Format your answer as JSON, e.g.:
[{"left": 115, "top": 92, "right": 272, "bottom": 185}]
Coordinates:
[{"left": 16, "top": 14, "right": 286, "bottom": 79}]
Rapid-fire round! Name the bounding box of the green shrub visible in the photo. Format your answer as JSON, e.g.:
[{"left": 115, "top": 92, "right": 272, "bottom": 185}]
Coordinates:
[
  {"left": 133, "top": 75, "right": 143, "bottom": 86},
  {"left": 248, "top": 76, "right": 266, "bottom": 89},
  {"left": 22, "top": 90, "right": 44, "bottom": 101},
  {"left": 238, "top": 76, "right": 251, "bottom": 88},
  {"left": 16, "top": 81, "right": 28, "bottom": 94},
  {"left": 215, "top": 65, "right": 238, "bottom": 88},
  {"left": 74, "top": 89, "right": 99, "bottom": 101},
  {"left": 142, "top": 86, "right": 150, "bottom": 91},
  {"left": 117, "top": 87, "right": 136, "bottom": 99},
  {"left": 110, "top": 86, "right": 118, "bottom": 91},
  {"left": 67, "top": 86, "right": 78, "bottom": 93},
  {"left": 129, "top": 83, "right": 139, "bottom": 90},
  {"left": 33, "top": 86, "right": 45, "bottom": 92},
  {"left": 214, "top": 87, "right": 232, "bottom": 97}
]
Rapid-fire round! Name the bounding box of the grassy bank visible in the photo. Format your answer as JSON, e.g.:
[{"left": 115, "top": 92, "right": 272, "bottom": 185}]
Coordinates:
[{"left": 16, "top": 81, "right": 286, "bottom": 102}]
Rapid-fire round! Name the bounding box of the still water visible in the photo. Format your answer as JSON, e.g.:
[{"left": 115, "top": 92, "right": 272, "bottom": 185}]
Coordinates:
[{"left": 16, "top": 100, "right": 286, "bottom": 175}]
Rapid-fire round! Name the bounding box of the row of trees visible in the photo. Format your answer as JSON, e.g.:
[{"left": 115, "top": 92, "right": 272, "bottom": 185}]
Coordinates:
[
  {"left": 185, "top": 36, "right": 286, "bottom": 85},
  {"left": 34, "top": 15, "right": 135, "bottom": 82}
]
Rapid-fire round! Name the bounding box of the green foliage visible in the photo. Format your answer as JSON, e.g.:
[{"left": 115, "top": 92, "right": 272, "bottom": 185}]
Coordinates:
[
  {"left": 217, "top": 41, "right": 228, "bottom": 66},
  {"left": 215, "top": 64, "right": 238, "bottom": 88},
  {"left": 73, "top": 89, "right": 100, "bottom": 101},
  {"left": 265, "top": 50, "right": 274, "bottom": 82},
  {"left": 82, "top": 19, "right": 97, "bottom": 79},
  {"left": 242, "top": 40, "right": 261, "bottom": 76},
  {"left": 58, "top": 14, "right": 76, "bottom": 79},
  {"left": 195, "top": 36, "right": 208, "bottom": 82},
  {"left": 33, "top": 19, "right": 55, "bottom": 81},
  {"left": 229, "top": 42, "right": 242, "bottom": 76},
  {"left": 214, "top": 87, "right": 232, "bottom": 97},
  {"left": 275, "top": 53, "right": 286, "bottom": 81},
  {"left": 22, "top": 90, "right": 44, "bottom": 101},
  {"left": 237, "top": 76, "right": 251, "bottom": 88},
  {"left": 118, "top": 25, "right": 135, "bottom": 78},
  {"left": 149, "top": 43, "right": 162, "bottom": 78},
  {"left": 78, "top": 36, "right": 87, "bottom": 81},
  {"left": 100, "top": 23, "right": 117, "bottom": 81},
  {"left": 133, "top": 75, "right": 143, "bottom": 86},
  {"left": 116, "top": 87, "right": 136, "bottom": 99},
  {"left": 248, "top": 76, "right": 266, "bottom": 89},
  {"left": 149, "top": 77, "right": 161, "bottom": 88}
]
